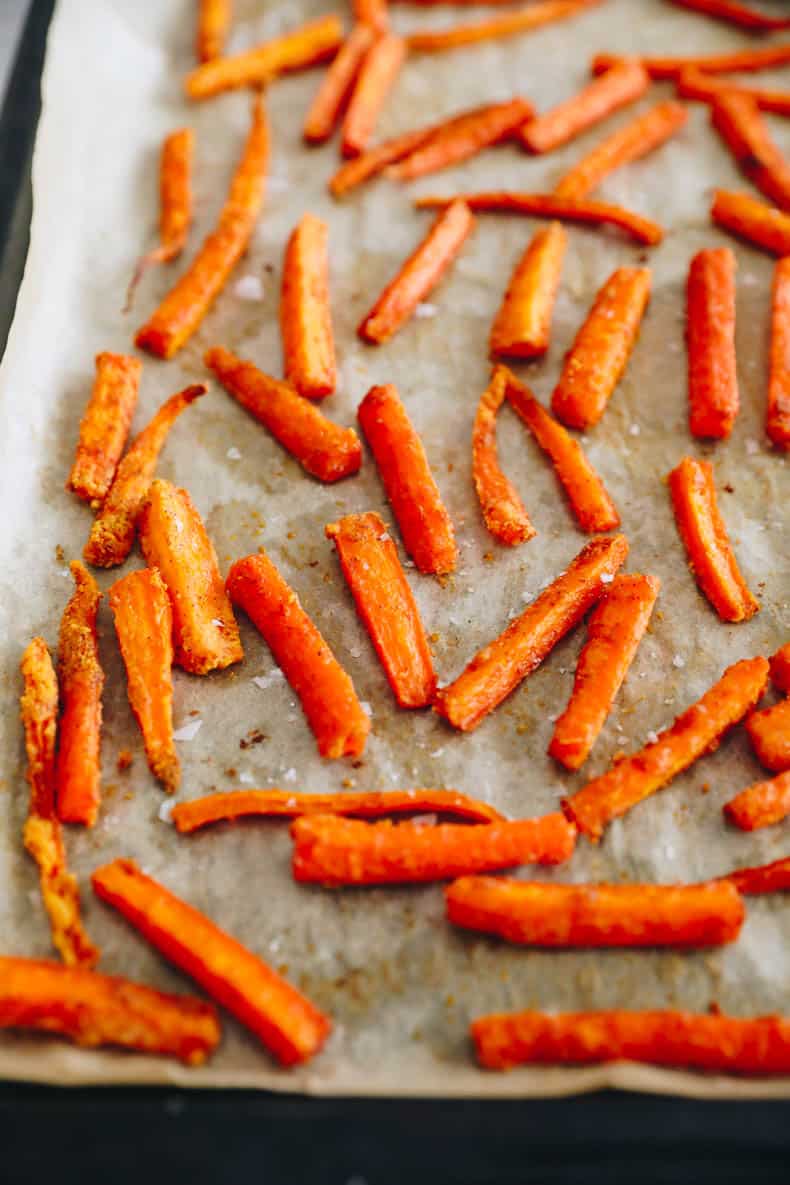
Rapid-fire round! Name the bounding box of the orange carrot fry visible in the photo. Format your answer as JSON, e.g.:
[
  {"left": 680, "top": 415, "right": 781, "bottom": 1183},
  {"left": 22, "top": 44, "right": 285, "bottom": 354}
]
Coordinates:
[
  {"left": 667, "top": 0, "right": 790, "bottom": 33},
  {"left": 712, "top": 92, "right": 790, "bottom": 212},
  {"left": 341, "top": 34, "right": 406, "bottom": 157},
  {"left": 0, "top": 955, "right": 220, "bottom": 1066},
  {"left": 84, "top": 384, "right": 207, "bottom": 569},
  {"left": 138, "top": 479, "right": 242, "bottom": 675},
  {"left": 325, "top": 512, "right": 436, "bottom": 708},
  {"left": 291, "top": 812, "right": 576, "bottom": 885},
  {"left": 330, "top": 126, "right": 438, "bottom": 196},
  {"left": 725, "top": 769, "right": 790, "bottom": 830},
  {"left": 21, "top": 638, "right": 59, "bottom": 821},
  {"left": 197, "top": 0, "right": 232, "bottom": 61},
  {"left": 521, "top": 60, "right": 650, "bottom": 154},
  {"left": 771, "top": 642, "right": 790, "bottom": 692},
  {"left": 56, "top": 563, "right": 104, "bottom": 828},
  {"left": 686, "top": 247, "right": 739, "bottom": 440},
  {"left": 768, "top": 256, "right": 790, "bottom": 448},
  {"left": 712, "top": 189, "right": 790, "bottom": 257},
  {"left": 549, "top": 573, "right": 660, "bottom": 771},
  {"left": 386, "top": 99, "right": 534, "bottom": 181},
  {"left": 226, "top": 552, "right": 370, "bottom": 759},
  {"left": 489, "top": 222, "right": 567, "bottom": 359},
  {"left": 678, "top": 68, "right": 790, "bottom": 117},
  {"left": 303, "top": 23, "right": 376, "bottom": 144},
  {"left": 472, "top": 366, "right": 536, "bottom": 546},
  {"left": 407, "top": 0, "right": 602, "bottom": 53},
  {"left": 280, "top": 214, "right": 336, "bottom": 399},
  {"left": 353, "top": 0, "right": 389, "bottom": 31},
  {"left": 358, "top": 384, "right": 457, "bottom": 574},
  {"left": 136, "top": 97, "right": 268, "bottom": 360},
  {"left": 205, "top": 346, "right": 361, "bottom": 481},
  {"left": 725, "top": 856, "right": 790, "bottom": 894},
  {"left": 564, "top": 656, "right": 770, "bottom": 841},
  {"left": 504, "top": 370, "right": 621, "bottom": 533},
  {"left": 92, "top": 858, "right": 330, "bottom": 1065},
  {"left": 592, "top": 45, "right": 790, "bottom": 80},
  {"left": 109, "top": 569, "right": 179, "bottom": 794},
  {"left": 747, "top": 699, "right": 790, "bottom": 772},
  {"left": 126, "top": 128, "right": 194, "bottom": 310},
  {"left": 434, "top": 534, "right": 628, "bottom": 732},
  {"left": 67, "top": 353, "right": 141, "bottom": 506}
]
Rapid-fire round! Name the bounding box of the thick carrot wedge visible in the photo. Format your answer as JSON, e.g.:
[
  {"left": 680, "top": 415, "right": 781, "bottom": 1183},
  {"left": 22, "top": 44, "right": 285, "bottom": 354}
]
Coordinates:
[
  {"left": 353, "top": 0, "right": 389, "bottom": 31},
  {"left": 197, "top": 0, "right": 232, "bottom": 61},
  {"left": 280, "top": 213, "right": 336, "bottom": 399},
  {"left": 407, "top": 0, "right": 601, "bottom": 53},
  {"left": 747, "top": 699, "right": 790, "bottom": 772},
  {"left": 591, "top": 45, "right": 790, "bottom": 80},
  {"left": 711, "top": 92, "right": 790, "bottom": 212},
  {"left": 521, "top": 60, "right": 649, "bottom": 154},
  {"left": 92, "top": 859, "right": 330, "bottom": 1066},
  {"left": 712, "top": 190, "right": 790, "bottom": 257},
  {"left": 21, "top": 638, "right": 59, "bottom": 821},
  {"left": 387, "top": 99, "right": 534, "bottom": 181},
  {"left": 434, "top": 534, "right": 628, "bottom": 732},
  {"left": 341, "top": 33, "right": 406, "bottom": 157},
  {"left": 768, "top": 257, "right": 790, "bottom": 448},
  {"left": 726, "top": 856, "right": 790, "bottom": 894},
  {"left": 687, "top": 247, "right": 739, "bottom": 439},
  {"left": 472, "top": 366, "right": 535, "bottom": 546},
  {"left": 127, "top": 128, "right": 194, "bottom": 309},
  {"left": 56, "top": 563, "right": 104, "bottom": 828},
  {"left": 678, "top": 68, "right": 790, "bottom": 117},
  {"left": 489, "top": 222, "right": 567, "bottom": 359},
  {"left": 67, "top": 353, "right": 141, "bottom": 505},
  {"left": 668, "top": 0, "right": 790, "bottom": 34},
  {"left": 564, "top": 656, "right": 770, "bottom": 841},
  {"left": 303, "top": 23, "right": 376, "bottom": 144},
  {"left": 771, "top": 642, "right": 790, "bottom": 692},
  {"left": 330, "top": 126, "right": 438, "bottom": 196},
  {"left": 725, "top": 770, "right": 790, "bottom": 830}
]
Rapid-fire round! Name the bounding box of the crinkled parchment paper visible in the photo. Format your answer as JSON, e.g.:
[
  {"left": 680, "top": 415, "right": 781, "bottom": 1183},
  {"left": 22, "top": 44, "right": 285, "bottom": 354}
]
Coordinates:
[{"left": 1, "top": 0, "right": 790, "bottom": 1097}]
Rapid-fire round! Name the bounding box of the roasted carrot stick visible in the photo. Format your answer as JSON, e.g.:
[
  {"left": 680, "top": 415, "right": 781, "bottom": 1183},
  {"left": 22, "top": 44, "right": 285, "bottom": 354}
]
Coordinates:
[
  {"left": 549, "top": 573, "right": 659, "bottom": 771},
  {"left": 138, "top": 479, "right": 242, "bottom": 675},
  {"left": 291, "top": 812, "right": 576, "bottom": 885},
  {"left": 353, "top": 0, "right": 389, "bottom": 31},
  {"left": 551, "top": 266, "right": 651, "bottom": 430},
  {"left": 771, "top": 642, "right": 790, "bottom": 692},
  {"left": 226, "top": 552, "right": 370, "bottom": 759},
  {"left": 126, "top": 128, "right": 194, "bottom": 310},
  {"left": 712, "top": 190, "right": 790, "bottom": 257},
  {"left": 489, "top": 222, "right": 567, "bottom": 359},
  {"left": 341, "top": 33, "right": 406, "bottom": 157},
  {"left": 768, "top": 256, "right": 790, "bottom": 449},
  {"left": 407, "top": 0, "right": 601, "bottom": 53},
  {"left": 330, "top": 125, "right": 438, "bottom": 196},
  {"left": 325, "top": 512, "right": 436, "bottom": 708},
  {"left": 21, "top": 638, "right": 59, "bottom": 822},
  {"left": 725, "top": 769, "right": 790, "bottom": 830},
  {"left": 280, "top": 214, "right": 336, "bottom": 400},
  {"left": 591, "top": 45, "right": 790, "bottom": 79},
  {"left": 358, "top": 200, "right": 474, "bottom": 343},
  {"left": 67, "top": 353, "right": 141, "bottom": 506},
  {"left": 386, "top": 99, "right": 534, "bottom": 181},
  {"left": 686, "top": 247, "right": 739, "bottom": 440},
  {"left": 0, "top": 956, "right": 220, "bottom": 1066},
  {"left": 564, "top": 656, "right": 769, "bottom": 841},
  {"left": 205, "top": 346, "right": 361, "bottom": 481},
  {"left": 357, "top": 384, "right": 457, "bottom": 574},
  {"left": 712, "top": 92, "right": 790, "bottom": 212},
  {"left": 667, "top": 0, "right": 790, "bottom": 33},
  {"left": 92, "top": 859, "right": 330, "bottom": 1066},
  {"left": 303, "top": 23, "right": 376, "bottom": 144},
  {"left": 197, "top": 0, "right": 232, "bottom": 61},
  {"left": 726, "top": 856, "right": 790, "bottom": 894},
  {"left": 472, "top": 366, "right": 536, "bottom": 546},
  {"left": 521, "top": 60, "right": 650, "bottom": 154},
  {"left": 434, "top": 534, "right": 628, "bottom": 732},
  {"left": 746, "top": 699, "right": 790, "bottom": 772},
  {"left": 56, "top": 563, "right": 104, "bottom": 828},
  {"left": 136, "top": 96, "right": 268, "bottom": 359},
  {"left": 677, "top": 68, "right": 790, "bottom": 117}
]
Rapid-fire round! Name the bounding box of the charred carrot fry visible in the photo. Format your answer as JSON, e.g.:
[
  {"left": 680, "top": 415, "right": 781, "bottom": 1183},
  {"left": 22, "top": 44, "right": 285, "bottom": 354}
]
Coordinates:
[
  {"left": 677, "top": 68, "right": 790, "bottom": 117},
  {"left": 407, "top": 0, "right": 602, "bottom": 53},
  {"left": 771, "top": 642, "right": 790, "bottom": 692},
  {"left": 687, "top": 247, "right": 739, "bottom": 440},
  {"left": 725, "top": 769, "right": 790, "bottom": 830},
  {"left": 489, "top": 222, "right": 567, "bottom": 359},
  {"left": 330, "top": 125, "right": 438, "bottom": 196},
  {"left": 434, "top": 534, "right": 628, "bottom": 732},
  {"left": 303, "top": 23, "right": 376, "bottom": 143},
  {"left": 711, "top": 91, "right": 790, "bottom": 212},
  {"left": 564, "top": 656, "right": 769, "bottom": 841},
  {"left": 56, "top": 563, "right": 104, "bottom": 828},
  {"left": 291, "top": 812, "right": 576, "bottom": 885},
  {"left": 747, "top": 699, "right": 790, "bottom": 772},
  {"left": 768, "top": 257, "right": 790, "bottom": 449},
  {"left": 472, "top": 366, "right": 536, "bottom": 546},
  {"left": 92, "top": 859, "right": 330, "bottom": 1065},
  {"left": 126, "top": 128, "right": 194, "bottom": 310},
  {"left": 353, "top": 0, "right": 389, "bottom": 31},
  {"left": 136, "top": 97, "right": 268, "bottom": 359},
  {"left": 667, "top": 0, "right": 790, "bottom": 33},
  {"left": 197, "top": 0, "right": 232, "bottom": 61},
  {"left": 386, "top": 99, "right": 534, "bottom": 181},
  {"left": 358, "top": 384, "right": 457, "bottom": 574},
  {"left": 726, "top": 856, "right": 790, "bottom": 894},
  {"left": 549, "top": 573, "right": 660, "bottom": 771},
  {"left": 591, "top": 45, "right": 790, "bottom": 80},
  {"left": 205, "top": 346, "right": 361, "bottom": 481},
  {"left": 325, "top": 512, "right": 436, "bottom": 708},
  {"left": 67, "top": 353, "right": 141, "bottom": 505},
  {"left": 712, "top": 190, "right": 790, "bottom": 257},
  {"left": 280, "top": 214, "right": 336, "bottom": 399},
  {"left": 521, "top": 60, "right": 649, "bottom": 154},
  {"left": 341, "top": 34, "right": 406, "bottom": 157},
  {"left": 226, "top": 552, "right": 370, "bottom": 759},
  {"left": 138, "top": 479, "right": 242, "bottom": 675}
]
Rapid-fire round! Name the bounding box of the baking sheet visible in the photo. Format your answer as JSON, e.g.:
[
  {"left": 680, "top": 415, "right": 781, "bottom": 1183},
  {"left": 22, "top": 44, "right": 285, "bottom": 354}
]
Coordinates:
[{"left": 2, "top": 0, "right": 790, "bottom": 1097}]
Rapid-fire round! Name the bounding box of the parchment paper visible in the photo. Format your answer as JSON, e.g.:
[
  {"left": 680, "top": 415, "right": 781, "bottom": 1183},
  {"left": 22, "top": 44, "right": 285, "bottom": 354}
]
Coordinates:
[{"left": 2, "top": 0, "right": 790, "bottom": 1097}]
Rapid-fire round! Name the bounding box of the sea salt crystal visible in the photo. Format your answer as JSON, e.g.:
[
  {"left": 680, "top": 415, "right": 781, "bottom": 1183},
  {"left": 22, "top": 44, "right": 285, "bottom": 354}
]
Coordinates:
[
  {"left": 252, "top": 670, "right": 284, "bottom": 690},
  {"left": 646, "top": 730, "right": 659, "bottom": 745},
  {"left": 226, "top": 446, "right": 242, "bottom": 461},
  {"left": 158, "top": 799, "right": 175, "bottom": 824},
  {"left": 629, "top": 424, "right": 640, "bottom": 437},
  {"left": 283, "top": 767, "right": 297, "bottom": 782},
  {"left": 415, "top": 302, "right": 438, "bottom": 318},
  {"left": 173, "top": 718, "right": 202, "bottom": 742},
  {"left": 234, "top": 274, "right": 264, "bottom": 301},
  {"left": 601, "top": 573, "right": 614, "bottom": 584},
  {"left": 361, "top": 701, "right": 373, "bottom": 717},
  {"left": 431, "top": 747, "right": 445, "bottom": 758},
  {"left": 672, "top": 654, "right": 685, "bottom": 669},
  {"left": 239, "top": 770, "right": 254, "bottom": 784},
  {"left": 745, "top": 439, "right": 760, "bottom": 456},
  {"left": 211, "top": 618, "right": 224, "bottom": 627}
]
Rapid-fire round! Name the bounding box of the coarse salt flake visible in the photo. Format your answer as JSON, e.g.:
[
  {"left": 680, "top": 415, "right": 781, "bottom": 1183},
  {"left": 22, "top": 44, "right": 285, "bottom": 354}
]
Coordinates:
[
  {"left": 672, "top": 654, "right": 685, "bottom": 669},
  {"left": 173, "top": 718, "right": 202, "bottom": 742},
  {"left": 226, "top": 446, "right": 242, "bottom": 461},
  {"left": 239, "top": 770, "right": 254, "bottom": 785},
  {"left": 746, "top": 439, "right": 760, "bottom": 456},
  {"left": 234, "top": 274, "right": 264, "bottom": 301},
  {"left": 283, "top": 768, "right": 297, "bottom": 782},
  {"left": 361, "top": 701, "right": 373, "bottom": 717},
  {"left": 601, "top": 573, "right": 614, "bottom": 584},
  {"left": 415, "top": 302, "right": 438, "bottom": 318},
  {"left": 252, "top": 670, "right": 284, "bottom": 690},
  {"left": 646, "top": 730, "right": 659, "bottom": 745},
  {"left": 629, "top": 424, "right": 640, "bottom": 437},
  {"left": 158, "top": 799, "right": 176, "bottom": 823}
]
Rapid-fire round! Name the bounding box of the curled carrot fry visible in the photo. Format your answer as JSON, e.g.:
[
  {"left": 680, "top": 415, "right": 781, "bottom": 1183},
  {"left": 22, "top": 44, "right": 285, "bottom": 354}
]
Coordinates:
[
  {"left": 353, "top": 0, "right": 389, "bottom": 31},
  {"left": 725, "top": 769, "right": 790, "bottom": 831},
  {"left": 747, "top": 699, "right": 790, "bottom": 772},
  {"left": 226, "top": 552, "right": 370, "bottom": 759},
  {"left": 205, "top": 346, "right": 361, "bottom": 481},
  {"left": 564, "top": 656, "right": 770, "bottom": 842},
  {"left": 771, "top": 642, "right": 790, "bottom": 692},
  {"left": 489, "top": 222, "right": 567, "bottom": 359},
  {"left": 67, "top": 353, "right": 141, "bottom": 506},
  {"left": 330, "top": 126, "right": 437, "bottom": 197},
  {"left": 197, "top": 0, "right": 232, "bottom": 61},
  {"left": 768, "top": 256, "right": 790, "bottom": 449},
  {"left": 434, "top": 534, "right": 629, "bottom": 732},
  {"left": 591, "top": 45, "right": 790, "bottom": 80},
  {"left": 407, "top": 0, "right": 601, "bottom": 53},
  {"left": 687, "top": 247, "right": 739, "bottom": 440},
  {"left": 677, "top": 68, "right": 790, "bottom": 117},
  {"left": 726, "top": 856, "right": 790, "bottom": 894},
  {"left": 341, "top": 33, "right": 406, "bottom": 157},
  {"left": 386, "top": 99, "right": 534, "bottom": 181},
  {"left": 303, "top": 23, "right": 376, "bottom": 144},
  {"left": 521, "top": 60, "right": 649, "bottom": 154},
  {"left": 712, "top": 189, "right": 790, "bottom": 257},
  {"left": 472, "top": 366, "right": 536, "bottom": 546},
  {"left": 711, "top": 92, "right": 790, "bottom": 212},
  {"left": 126, "top": 128, "right": 194, "bottom": 311},
  {"left": 280, "top": 214, "right": 336, "bottom": 400},
  {"left": 667, "top": 0, "right": 790, "bottom": 33},
  {"left": 56, "top": 562, "right": 104, "bottom": 828}
]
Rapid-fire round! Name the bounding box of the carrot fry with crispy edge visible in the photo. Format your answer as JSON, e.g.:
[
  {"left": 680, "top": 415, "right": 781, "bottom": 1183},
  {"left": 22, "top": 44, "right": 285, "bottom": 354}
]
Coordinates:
[
  {"left": 678, "top": 68, "right": 790, "bottom": 117},
  {"left": 56, "top": 562, "right": 104, "bottom": 828},
  {"left": 330, "top": 126, "right": 438, "bottom": 196},
  {"left": 92, "top": 858, "right": 330, "bottom": 1066},
  {"left": 0, "top": 956, "right": 220, "bottom": 1066},
  {"left": 712, "top": 92, "right": 790, "bottom": 211},
  {"left": 358, "top": 384, "right": 458, "bottom": 574},
  {"left": 386, "top": 99, "right": 534, "bottom": 182},
  {"left": 126, "top": 128, "right": 194, "bottom": 311},
  {"left": 353, "top": 0, "right": 389, "bottom": 31},
  {"left": 747, "top": 699, "right": 790, "bottom": 772},
  {"left": 325, "top": 512, "right": 436, "bottom": 708},
  {"left": 667, "top": 0, "right": 790, "bottom": 33},
  {"left": 280, "top": 214, "right": 336, "bottom": 399},
  {"left": 489, "top": 222, "right": 567, "bottom": 359},
  {"left": 303, "top": 23, "right": 376, "bottom": 144},
  {"left": 591, "top": 45, "right": 790, "bottom": 80},
  {"left": 768, "top": 257, "right": 790, "bottom": 449},
  {"left": 407, "top": 0, "right": 602, "bottom": 53},
  {"left": 712, "top": 190, "right": 790, "bottom": 257},
  {"left": 205, "top": 346, "right": 361, "bottom": 481},
  {"left": 725, "top": 769, "right": 790, "bottom": 830},
  {"left": 549, "top": 573, "right": 660, "bottom": 771},
  {"left": 725, "top": 856, "right": 790, "bottom": 894},
  {"left": 472, "top": 366, "right": 536, "bottom": 547},
  {"left": 67, "top": 353, "right": 141, "bottom": 506},
  {"left": 521, "top": 60, "right": 649, "bottom": 154},
  {"left": 341, "top": 33, "right": 406, "bottom": 157},
  {"left": 136, "top": 96, "right": 268, "bottom": 360},
  {"left": 687, "top": 247, "right": 739, "bottom": 440},
  {"left": 434, "top": 534, "right": 629, "bottom": 732},
  {"left": 564, "top": 656, "right": 769, "bottom": 842},
  {"left": 139, "top": 479, "right": 242, "bottom": 676},
  {"left": 771, "top": 642, "right": 790, "bottom": 692},
  {"left": 197, "top": 0, "right": 232, "bottom": 61},
  {"left": 504, "top": 370, "right": 621, "bottom": 534},
  {"left": 84, "top": 384, "right": 207, "bottom": 569},
  {"left": 226, "top": 552, "right": 370, "bottom": 759},
  {"left": 291, "top": 812, "right": 576, "bottom": 885}
]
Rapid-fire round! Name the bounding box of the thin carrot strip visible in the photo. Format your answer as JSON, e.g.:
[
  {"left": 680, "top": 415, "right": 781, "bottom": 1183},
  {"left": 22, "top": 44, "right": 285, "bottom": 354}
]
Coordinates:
[
  {"left": 280, "top": 214, "right": 336, "bottom": 399},
  {"left": 205, "top": 346, "right": 361, "bottom": 481},
  {"left": 56, "top": 562, "right": 104, "bottom": 828},
  {"left": 687, "top": 247, "right": 739, "bottom": 440},
  {"left": 197, "top": 0, "right": 232, "bottom": 61},
  {"left": 472, "top": 366, "right": 536, "bottom": 546},
  {"left": 489, "top": 222, "right": 567, "bottom": 359},
  {"left": 771, "top": 642, "right": 790, "bottom": 692},
  {"left": 591, "top": 45, "right": 790, "bottom": 79},
  {"left": 67, "top": 353, "right": 141, "bottom": 505},
  {"left": 92, "top": 859, "right": 330, "bottom": 1066},
  {"left": 353, "top": 0, "right": 389, "bottom": 31},
  {"left": 725, "top": 856, "right": 790, "bottom": 894},
  {"left": 21, "top": 638, "right": 59, "bottom": 821},
  {"left": 136, "top": 96, "right": 268, "bottom": 359},
  {"left": 712, "top": 189, "right": 790, "bottom": 257},
  {"left": 725, "top": 770, "right": 790, "bottom": 830},
  {"left": 126, "top": 128, "right": 194, "bottom": 310},
  {"left": 678, "top": 68, "right": 790, "bottom": 117},
  {"left": 138, "top": 479, "right": 242, "bottom": 675},
  {"left": 358, "top": 384, "right": 457, "bottom": 574},
  {"left": 226, "top": 552, "right": 370, "bottom": 759},
  {"left": 747, "top": 699, "right": 790, "bottom": 772},
  {"left": 549, "top": 573, "right": 660, "bottom": 771},
  {"left": 564, "top": 656, "right": 769, "bottom": 842},
  {"left": 341, "top": 33, "right": 406, "bottom": 157},
  {"left": 521, "top": 60, "right": 650, "bottom": 154},
  {"left": 407, "top": 0, "right": 601, "bottom": 53},
  {"left": 712, "top": 92, "right": 790, "bottom": 211},
  {"left": 768, "top": 256, "right": 790, "bottom": 449},
  {"left": 330, "top": 126, "right": 437, "bottom": 196},
  {"left": 386, "top": 99, "right": 534, "bottom": 181},
  {"left": 666, "top": 0, "right": 790, "bottom": 33},
  {"left": 434, "top": 534, "right": 629, "bottom": 732},
  {"left": 303, "top": 23, "right": 376, "bottom": 144},
  {"left": 325, "top": 512, "right": 436, "bottom": 708}
]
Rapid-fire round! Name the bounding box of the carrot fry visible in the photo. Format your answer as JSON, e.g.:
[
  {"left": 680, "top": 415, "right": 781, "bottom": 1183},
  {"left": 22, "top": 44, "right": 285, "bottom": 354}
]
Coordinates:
[
  {"left": 725, "top": 856, "right": 790, "bottom": 894},
  {"left": 136, "top": 97, "right": 268, "bottom": 359},
  {"left": 489, "top": 222, "right": 567, "bottom": 359},
  {"left": 551, "top": 266, "right": 651, "bottom": 430},
  {"left": 472, "top": 366, "right": 536, "bottom": 546},
  {"left": 666, "top": 0, "right": 790, "bottom": 33},
  {"left": 386, "top": 99, "right": 534, "bottom": 181},
  {"left": 197, "top": 0, "right": 232, "bottom": 61},
  {"left": 0, "top": 956, "right": 220, "bottom": 1066},
  {"left": 92, "top": 859, "right": 330, "bottom": 1065},
  {"left": 564, "top": 656, "right": 769, "bottom": 841},
  {"left": 56, "top": 562, "right": 104, "bottom": 828},
  {"left": 678, "top": 68, "right": 790, "bottom": 117},
  {"left": 205, "top": 346, "right": 361, "bottom": 481},
  {"left": 330, "top": 126, "right": 438, "bottom": 196},
  {"left": 725, "top": 769, "right": 790, "bottom": 831},
  {"left": 712, "top": 189, "right": 790, "bottom": 257},
  {"left": 280, "top": 214, "right": 336, "bottom": 399},
  {"left": 434, "top": 534, "right": 629, "bottom": 732},
  {"left": 686, "top": 247, "right": 739, "bottom": 439},
  {"left": 303, "top": 23, "right": 376, "bottom": 144},
  {"left": 341, "top": 34, "right": 406, "bottom": 157},
  {"left": 712, "top": 92, "right": 790, "bottom": 212},
  {"left": 358, "top": 384, "right": 457, "bottom": 574},
  {"left": 325, "top": 512, "right": 436, "bottom": 708},
  {"left": 84, "top": 384, "right": 207, "bottom": 569},
  {"left": 747, "top": 699, "right": 790, "bottom": 772},
  {"left": 591, "top": 45, "right": 790, "bottom": 80},
  {"left": 138, "top": 479, "right": 242, "bottom": 675},
  {"left": 126, "top": 128, "right": 194, "bottom": 310},
  {"left": 407, "top": 0, "right": 601, "bottom": 53},
  {"left": 353, "top": 0, "right": 389, "bottom": 31},
  {"left": 67, "top": 353, "right": 141, "bottom": 506},
  {"left": 771, "top": 642, "right": 790, "bottom": 692},
  {"left": 109, "top": 569, "right": 179, "bottom": 794},
  {"left": 521, "top": 60, "right": 650, "bottom": 154},
  {"left": 768, "top": 256, "right": 790, "bottom": 448},
  {"left": 291, "top": 812, "right": 576, "bottom": 885},
  {"left": 226, "top": 552, "right": 370, "bottom": 759},
  {"left": 21, "top": 638, "right": 59, "bottom": 821},
  {"left": 549, "top": 573, "right": 660, "bottom": 771}
]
